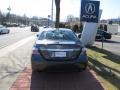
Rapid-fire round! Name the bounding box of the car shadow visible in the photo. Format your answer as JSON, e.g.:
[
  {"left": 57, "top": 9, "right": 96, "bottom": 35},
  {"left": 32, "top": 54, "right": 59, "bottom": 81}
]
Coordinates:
[
  {"left": 96, "top": 39, "right": 120, "bottom": 44},
  {"left": 0, "top": 33, "right": 7, "bottom": 35},
  {"left": 88, "top": 46, "right": 120, "bottom": 64},
  {"left": 105, "top": 40, "right": 120, "bottom": 44},
  {"left": 30, "top": 69, "right": 104, "bottom": 90}
]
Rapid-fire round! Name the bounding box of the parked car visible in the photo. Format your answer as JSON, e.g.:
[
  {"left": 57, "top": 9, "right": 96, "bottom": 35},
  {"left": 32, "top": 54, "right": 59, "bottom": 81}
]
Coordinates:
[
  {"left": 77, "top": 30, "right": 112, "bottom": 40},
  {"left": 0, "top": 25, "right": 10, "bottom": 34},
  {"left": 43, "top": 26, "right": 47, "bottom": 28},
  {"left": 96, "top": 30, "right": 112, "bottom": 40},
  {"left": 19, "top": 24, "right": 25, "bottom": 28},
  {"left": 31, "top": 25, "right": 39, "bottom": 32},
  {"left": 31, "top": 28, "right": 88, "bottom": 72}
]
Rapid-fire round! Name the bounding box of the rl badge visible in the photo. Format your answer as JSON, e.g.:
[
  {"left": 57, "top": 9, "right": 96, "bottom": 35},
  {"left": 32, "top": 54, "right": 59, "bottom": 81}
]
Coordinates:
[{"left": 80, "top": 0, "right": 100, "bottom": 23}]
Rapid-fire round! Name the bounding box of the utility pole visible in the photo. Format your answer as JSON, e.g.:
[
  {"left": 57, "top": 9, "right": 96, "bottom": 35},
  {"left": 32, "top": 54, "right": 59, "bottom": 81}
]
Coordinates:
[
  {"left": 48, "top": 15, "right": 51, "bottom": 27},
  {"left": 7, "top": 6, "right": 11, "bottom": 23},
  {"left": 51, "top": 0, "right": 53, "bottom": 27},
  {"left": 55, "top": 0, "right": 60, "bottom": 28}
]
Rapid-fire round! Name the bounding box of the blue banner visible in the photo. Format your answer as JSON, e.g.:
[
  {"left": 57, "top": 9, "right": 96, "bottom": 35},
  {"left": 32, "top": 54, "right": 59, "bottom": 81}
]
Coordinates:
[{"left": 80, "top": 0, "right": 100, "bottom": 23}]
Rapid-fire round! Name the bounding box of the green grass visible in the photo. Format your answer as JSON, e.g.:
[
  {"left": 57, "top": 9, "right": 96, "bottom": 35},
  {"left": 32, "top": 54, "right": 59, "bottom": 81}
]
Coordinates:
[{"left": 87, "top": 46, "right": 120, "bottom": 90}]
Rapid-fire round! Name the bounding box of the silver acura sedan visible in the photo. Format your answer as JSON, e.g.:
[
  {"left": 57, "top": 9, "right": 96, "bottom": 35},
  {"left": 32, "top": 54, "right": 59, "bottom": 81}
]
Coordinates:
[{"left": 31, "top": 28, "right": 88, "bottom": 72}]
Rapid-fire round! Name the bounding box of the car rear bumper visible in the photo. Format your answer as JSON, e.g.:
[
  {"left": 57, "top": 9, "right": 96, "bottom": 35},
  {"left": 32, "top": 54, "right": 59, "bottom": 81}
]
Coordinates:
[
  {"left": 31, "top": 58, "right": 88, "bottom": 71},
  {"left": 31, "top": 50, "right": 88, "bottom": 71},
  {"left": 31, "top": 29, "right": 39, "bottom": 32},
  {"left": 96, "top": 34, "right": 112, "bottom": 40}
]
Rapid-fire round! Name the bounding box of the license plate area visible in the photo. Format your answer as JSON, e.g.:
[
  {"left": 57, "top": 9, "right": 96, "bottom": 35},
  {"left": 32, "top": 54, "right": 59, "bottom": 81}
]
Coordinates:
[{"left": 52, "top": 52, "right": 66, "bottom": 57}]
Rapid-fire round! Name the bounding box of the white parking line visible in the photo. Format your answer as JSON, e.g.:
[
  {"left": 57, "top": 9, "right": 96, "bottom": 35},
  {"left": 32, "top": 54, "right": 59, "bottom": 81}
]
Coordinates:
[{"left": 0, "top": 35, "right": 35, "bottom": 57}]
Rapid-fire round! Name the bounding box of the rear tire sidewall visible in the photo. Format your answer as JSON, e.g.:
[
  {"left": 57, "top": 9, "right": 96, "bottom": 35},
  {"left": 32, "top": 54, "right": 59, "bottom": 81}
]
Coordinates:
[
  {"left": 0, "top": 31, "right": 2, "bottom": 34},
  {"left": 7, "top": 30, "right": 10, "bottom": 34}
]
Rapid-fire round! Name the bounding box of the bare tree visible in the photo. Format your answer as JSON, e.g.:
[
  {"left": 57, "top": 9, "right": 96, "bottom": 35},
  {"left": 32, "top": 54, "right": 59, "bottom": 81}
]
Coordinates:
[
  {"left": 55, "top": 0, "right": 60, "bottom": 28},
  {"left": 66, "top": 15, "right": 74, "bottom": 23}
]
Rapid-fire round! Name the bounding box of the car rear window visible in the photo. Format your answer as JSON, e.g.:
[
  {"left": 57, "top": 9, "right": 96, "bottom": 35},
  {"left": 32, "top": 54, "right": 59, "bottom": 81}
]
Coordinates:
[{"left": 38, "top": 30, "right": 78, "bottom": 41}]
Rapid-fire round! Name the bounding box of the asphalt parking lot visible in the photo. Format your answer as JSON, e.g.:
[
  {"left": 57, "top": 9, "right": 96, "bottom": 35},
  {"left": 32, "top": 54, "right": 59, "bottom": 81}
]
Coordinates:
[{"left": 94, "top": 35, "right": 120, "bottom": 55}]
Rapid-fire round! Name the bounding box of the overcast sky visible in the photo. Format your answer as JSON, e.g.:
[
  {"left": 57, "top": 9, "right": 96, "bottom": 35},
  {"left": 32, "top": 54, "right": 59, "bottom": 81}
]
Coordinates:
[{"left": 0, "top": 0, "right": 120, "bottom": 21}]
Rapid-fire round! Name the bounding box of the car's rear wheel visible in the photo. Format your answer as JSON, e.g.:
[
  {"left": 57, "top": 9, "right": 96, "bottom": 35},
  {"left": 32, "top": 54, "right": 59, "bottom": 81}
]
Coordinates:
[
  {"left": 82, "top": 63, "right": 87, "bottom": 70},
  {"left": 78, "top": 63, "right": 87, "bottom": 72},
  {"left": 7, "top": 30, "right": 10, "bottom": 34},
  {"left": 31, "top": 63, "right": 38, "bottom": 72},
  {"left": 0, "top": 31, "right": 2, "bottom": 34},
  {"left": 31, "top": 62, "right": 43, "bottom": 72}
]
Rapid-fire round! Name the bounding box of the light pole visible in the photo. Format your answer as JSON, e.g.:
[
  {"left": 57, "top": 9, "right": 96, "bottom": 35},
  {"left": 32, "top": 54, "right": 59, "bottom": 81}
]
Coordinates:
[
  {"left": 51, "top": 0, "right": 53, "bottom": 26},
  {"left": 7, "top": 6, "right": 11, "bottom": 13},
  {"left": 48, "top": 15, "right": 51, "bottom": 27},
  {"left": 7, "top": 6, "right": 11, "bottom": 24}
]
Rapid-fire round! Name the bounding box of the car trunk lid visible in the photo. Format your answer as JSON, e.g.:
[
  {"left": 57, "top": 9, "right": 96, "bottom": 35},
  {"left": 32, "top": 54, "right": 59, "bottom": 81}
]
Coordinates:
[{"left": 36, "top": 40, "right": 81, "bottom": 61}]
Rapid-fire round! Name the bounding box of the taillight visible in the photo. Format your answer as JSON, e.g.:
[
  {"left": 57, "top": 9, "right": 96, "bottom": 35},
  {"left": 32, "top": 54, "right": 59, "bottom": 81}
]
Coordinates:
[{"left": 32, "top": 47, "right": 39, "bottom": 55}]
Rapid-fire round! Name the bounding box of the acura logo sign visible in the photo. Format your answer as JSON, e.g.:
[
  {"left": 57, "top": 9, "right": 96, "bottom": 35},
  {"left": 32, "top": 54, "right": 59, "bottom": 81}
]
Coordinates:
[
  {"left": 80, "top": 1, "right": 100, "bottom": 23},
  {"left": 85, "top": 3, "right": 95, "bottom": 14}
]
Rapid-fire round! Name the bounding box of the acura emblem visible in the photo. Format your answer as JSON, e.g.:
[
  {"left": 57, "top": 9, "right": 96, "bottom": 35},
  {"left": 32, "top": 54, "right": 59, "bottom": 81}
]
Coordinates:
[
  {"left": 56, "top": 45, "right": 62, "bottom": 49},
  {"left": 56, "top": 42, "right": 59, "bottom": 44},
  {"left": 85, "top": 3, "right": 95, "bottom": 14}
]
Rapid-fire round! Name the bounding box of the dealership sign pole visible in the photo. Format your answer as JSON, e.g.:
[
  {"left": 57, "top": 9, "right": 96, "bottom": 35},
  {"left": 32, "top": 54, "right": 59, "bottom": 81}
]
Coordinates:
[{"left": 80, "top": 0, "right": 101, "bottom": 46}]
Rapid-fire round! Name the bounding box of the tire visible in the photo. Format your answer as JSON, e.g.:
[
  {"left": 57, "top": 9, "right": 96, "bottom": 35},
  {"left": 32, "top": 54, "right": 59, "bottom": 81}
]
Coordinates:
[
  {"left": 7, "top": 30, "right": 10, "bottom": 34},
  {"left": 77, "top": 63, "right": 87, "bottom": 72},
  {"left": 32, "top": 66, "right": 43, "bottom": 72},
  {"left": 31, "top": 63, "right": 38, "bottom": 72},
  {"left": 0, "top": 31, "right": 2, "bottom": 34},
  {"left": 31, "top": 62, "right": 43, "bottom": 72},
  {"left": 77, "top": 68, "right": 82, "bottom": 72},
  {"left": 82, "top": 63, "right": 87, "bottom": 70}
]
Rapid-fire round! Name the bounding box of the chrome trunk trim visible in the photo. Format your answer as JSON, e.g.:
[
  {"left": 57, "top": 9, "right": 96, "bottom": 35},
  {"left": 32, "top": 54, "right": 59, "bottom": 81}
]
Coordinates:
[{"left": 40, "top": 49, "right": 80, "bottom": 51}]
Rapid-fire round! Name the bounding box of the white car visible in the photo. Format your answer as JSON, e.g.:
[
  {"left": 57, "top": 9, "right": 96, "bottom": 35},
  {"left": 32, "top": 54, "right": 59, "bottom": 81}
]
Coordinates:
[{"left": 0, "top": 25, "right": 10, "bottom": 34}]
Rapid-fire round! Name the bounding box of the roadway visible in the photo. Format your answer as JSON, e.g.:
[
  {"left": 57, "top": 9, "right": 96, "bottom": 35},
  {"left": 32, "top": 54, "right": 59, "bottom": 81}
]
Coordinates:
[
  {"left": 0, "top": 27, "right": 36, "bottom": 49},
  {"left": 0, "top": 27, "right": 37, "bottom": 89}
]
